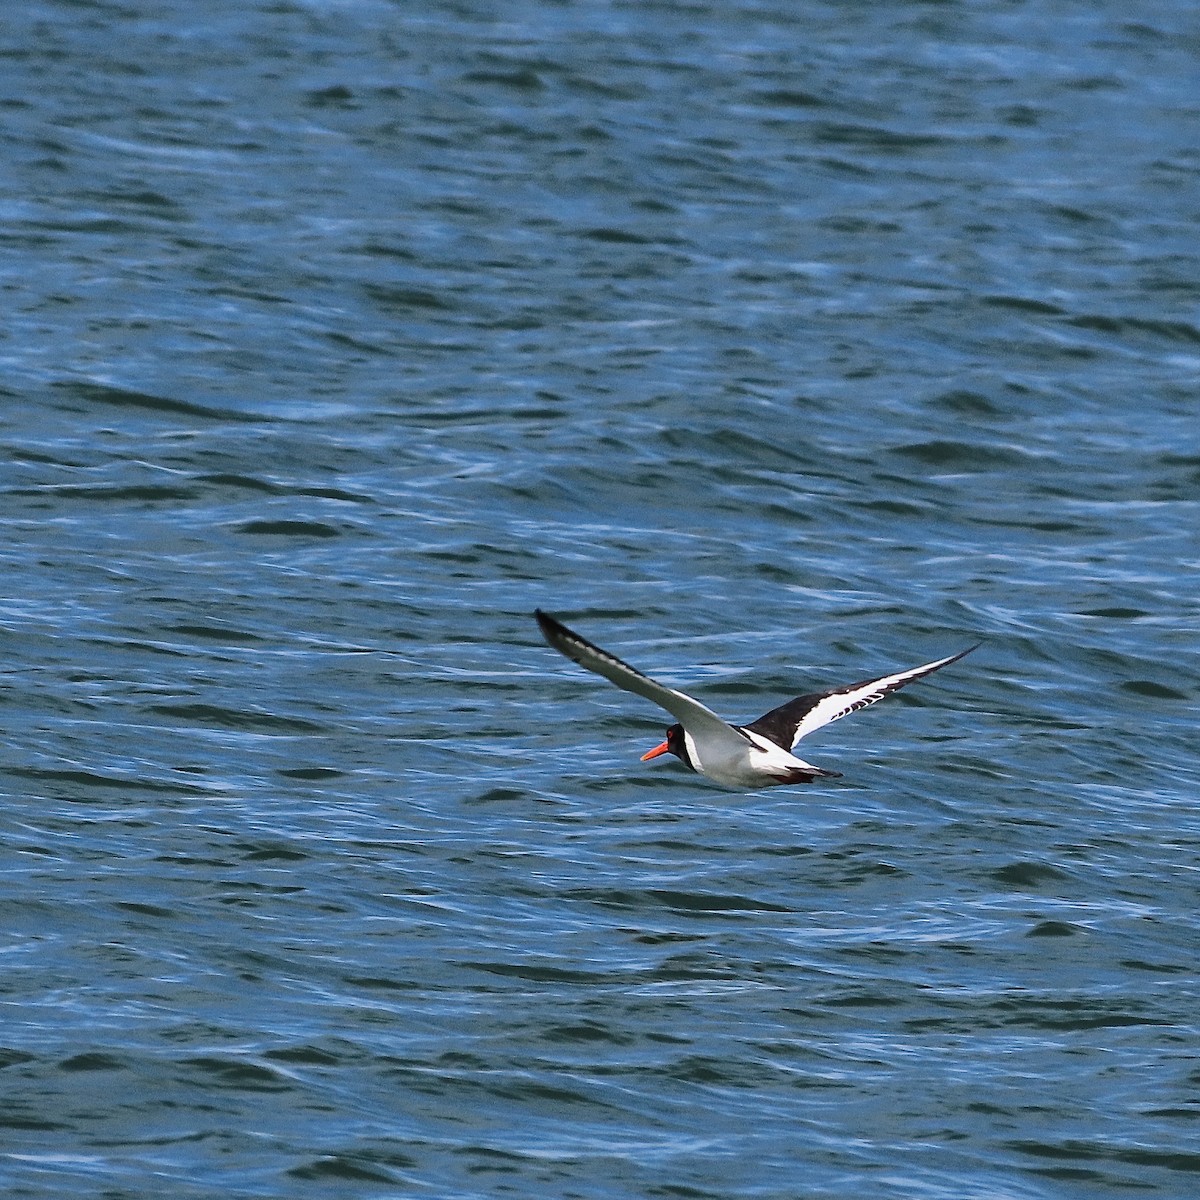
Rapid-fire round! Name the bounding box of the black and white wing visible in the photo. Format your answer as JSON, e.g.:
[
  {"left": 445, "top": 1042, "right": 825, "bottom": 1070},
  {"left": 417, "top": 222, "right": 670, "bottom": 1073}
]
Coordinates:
[
  {"left": 744, "top": 645, "right": 978, "bottom": 751},
  {"left": 535, "top": 610, "right": 750, "bottom": 754}
]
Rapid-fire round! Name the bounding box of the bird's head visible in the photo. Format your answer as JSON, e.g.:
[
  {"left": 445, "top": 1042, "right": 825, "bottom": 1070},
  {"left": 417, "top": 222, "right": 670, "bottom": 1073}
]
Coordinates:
[{"left": 641, "top": 723, "right": 688, "bottom": 767}]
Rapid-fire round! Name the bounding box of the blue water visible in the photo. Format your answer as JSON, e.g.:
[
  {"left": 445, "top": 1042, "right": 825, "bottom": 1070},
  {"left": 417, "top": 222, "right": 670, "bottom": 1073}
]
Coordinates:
[{"left": 2, "top": 2, "right": 1198, "bottom": 1197}]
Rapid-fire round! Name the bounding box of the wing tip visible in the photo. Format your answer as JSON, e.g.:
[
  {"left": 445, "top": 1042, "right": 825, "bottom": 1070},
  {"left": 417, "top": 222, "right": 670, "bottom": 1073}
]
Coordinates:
[
  {"left": 535, "top": 608, "right": 590, "bottom": 663},
  {"left": 534, "top": 608, "right": 563, "bottom": 640},
  {"left": 947, "top": 641, "right": 982, "bottom": 666}
]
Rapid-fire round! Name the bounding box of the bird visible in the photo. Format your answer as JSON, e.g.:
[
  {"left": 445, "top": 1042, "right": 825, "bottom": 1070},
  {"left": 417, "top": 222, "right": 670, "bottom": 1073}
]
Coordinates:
[{"left": 535, "top": 609, "right": 977, "bottom": 789}]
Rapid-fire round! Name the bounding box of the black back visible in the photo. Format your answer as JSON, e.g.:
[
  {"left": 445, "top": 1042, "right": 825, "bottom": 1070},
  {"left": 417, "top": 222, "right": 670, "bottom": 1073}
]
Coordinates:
[{"left": 741, "top": 693, "right": 825, "bottom": 750}]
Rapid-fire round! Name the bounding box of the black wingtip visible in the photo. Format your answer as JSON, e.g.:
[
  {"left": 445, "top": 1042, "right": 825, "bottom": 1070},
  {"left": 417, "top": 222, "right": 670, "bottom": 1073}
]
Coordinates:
[
  {"left": 936, "top": 642, "right": 982, "bottom": 669},
  {"left": 535, "top": 608, "right": 571, "bottom": 648}
]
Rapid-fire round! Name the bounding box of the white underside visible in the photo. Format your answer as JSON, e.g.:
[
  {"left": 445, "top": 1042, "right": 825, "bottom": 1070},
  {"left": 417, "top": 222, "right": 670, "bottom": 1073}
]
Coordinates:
[{"left": 683, "top": 729, "right": 824, "bottom": 790}]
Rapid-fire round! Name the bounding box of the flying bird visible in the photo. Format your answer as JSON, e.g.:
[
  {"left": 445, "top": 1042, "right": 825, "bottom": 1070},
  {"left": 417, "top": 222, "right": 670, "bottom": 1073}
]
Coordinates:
[{"left": 535, "top": 609, "right": 976, "bottom": 789}]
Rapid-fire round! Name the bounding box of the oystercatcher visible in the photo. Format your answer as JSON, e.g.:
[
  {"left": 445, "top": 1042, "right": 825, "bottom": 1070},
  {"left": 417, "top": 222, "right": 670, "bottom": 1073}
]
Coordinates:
[{"left": 535, "top": 609, "right": 976, "bottom": 789}]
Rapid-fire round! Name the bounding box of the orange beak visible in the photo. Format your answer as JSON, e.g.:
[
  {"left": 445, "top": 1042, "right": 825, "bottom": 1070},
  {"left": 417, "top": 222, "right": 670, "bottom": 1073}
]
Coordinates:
[{"left": 641, "top": 740, "right": 671, "bottom": 761}]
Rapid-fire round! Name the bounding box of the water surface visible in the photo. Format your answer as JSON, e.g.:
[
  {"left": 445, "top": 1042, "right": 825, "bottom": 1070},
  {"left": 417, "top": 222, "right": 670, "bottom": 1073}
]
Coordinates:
[{"left": 2, "top": 2, "right": 1198, "bottom": 1197}]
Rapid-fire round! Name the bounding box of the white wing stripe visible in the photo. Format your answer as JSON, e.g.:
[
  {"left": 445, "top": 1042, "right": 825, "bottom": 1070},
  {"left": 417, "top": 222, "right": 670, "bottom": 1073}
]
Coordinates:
[{"left": 788, "top": 650, "right": 973, "bottom": 747}]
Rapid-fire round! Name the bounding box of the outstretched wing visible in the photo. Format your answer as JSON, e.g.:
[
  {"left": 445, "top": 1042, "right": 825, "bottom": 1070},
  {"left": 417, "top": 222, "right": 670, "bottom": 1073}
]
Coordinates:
[
  {"left": 745, "top": 645, "right": 978, "bottom": 750},
  {"left": 535, "top": 610, "right": 750, "bottom": 753}
]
